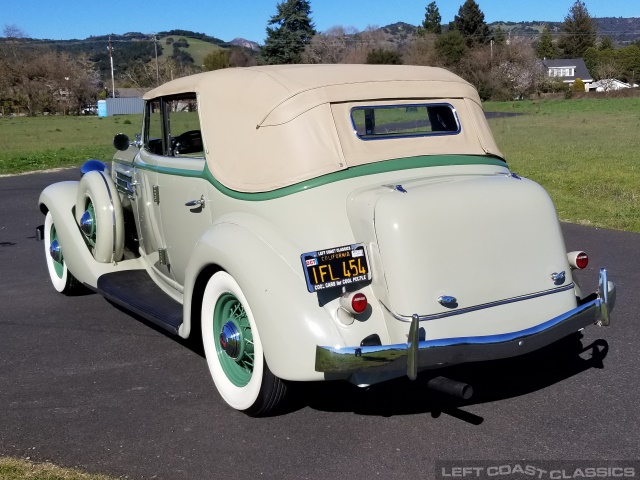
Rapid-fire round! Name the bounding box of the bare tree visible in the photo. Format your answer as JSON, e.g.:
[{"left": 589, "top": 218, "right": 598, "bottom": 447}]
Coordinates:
[
  {"left": 343, "top": 26, "right": 393, "bottom": 64},
  {"left": 595, "top": 59, "right": 622, "bottom": 90},
  {"left": 497, "top": 38, "right": 546, "bottom": 99},
  {"left": 303, "top": 26, "right": 358, "bottom": 64},
  {"left": 122, "top": 57, "right": 199, "bottom": 89},
  {"left": 403, "top": 33, "right": 440, "bottom": 67},
  {"left": 455, "top": 37, "right": 543, "bottom": 100},
  {"left": 0, "top": 25, "right": 100, "bottom": 115},
  {"left": 229, "top": 48, "right": 257, "bottom": 67}
]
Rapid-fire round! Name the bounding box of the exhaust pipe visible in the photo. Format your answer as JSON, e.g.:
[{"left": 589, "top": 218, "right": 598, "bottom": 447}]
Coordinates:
[{"left": 427, "top": 376, "right": 473, "bottom": 400}]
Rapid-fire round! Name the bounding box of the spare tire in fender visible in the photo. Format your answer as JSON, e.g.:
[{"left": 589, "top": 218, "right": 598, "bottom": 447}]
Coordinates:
[{"left": 75, "top": 170, "right": 124, "bottom": 263}]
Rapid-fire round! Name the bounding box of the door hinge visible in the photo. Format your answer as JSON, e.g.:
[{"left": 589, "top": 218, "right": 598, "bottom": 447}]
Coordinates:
[
  {"left": 152, "top": 185, "right": 160, "bottom": 204},
  {"left": 158, "top": 248, "right": 168, "bottom": 266}
]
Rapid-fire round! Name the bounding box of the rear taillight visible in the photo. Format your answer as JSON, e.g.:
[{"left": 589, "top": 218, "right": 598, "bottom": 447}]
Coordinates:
[
  {"left": 567, "top": 251, "right": 588, "bottom": 270},
  {"left": 351, "top": 293, "right": 368, "bottom": 314},
  {"left": 339, "top": 291, "right": 368, "bottom": 315}
]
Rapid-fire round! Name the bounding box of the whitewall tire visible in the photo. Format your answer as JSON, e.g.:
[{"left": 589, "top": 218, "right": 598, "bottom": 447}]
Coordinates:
[
  {"left": 201, "top": 271, "right": 286, "bottom": 416},
  {"left": 44, "top": 212, "right": 80, "bottom": 294}
]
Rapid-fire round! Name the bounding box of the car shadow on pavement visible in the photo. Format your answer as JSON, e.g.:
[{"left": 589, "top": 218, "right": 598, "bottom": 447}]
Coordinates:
[
  {"left": 103, "top": 300, "right": 609, "bottom": 422},
  {"left": 292, "top": 334, "right": 609, "bottom": 422}
]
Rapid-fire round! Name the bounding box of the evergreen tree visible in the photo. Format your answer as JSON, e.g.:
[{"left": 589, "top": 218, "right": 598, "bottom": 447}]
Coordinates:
[
  {"left": 536, "top": 25, "right": 559, "bottom": 59},
  {"left": 453, "top": 0, "right": 490, "bottom": 46},
  {"left": 599, "top": 36, "right": 614, "bottom": 51},
  {"left": 422, "top": 2, "right": 442, "bottom": 35},
  {"left": 435, "top": 29, "right": 467, "bottom": 66},
  {"left": 260, "top": 0, "right": 316, "bottom": 65},
  {"left": 559, "top": 0, "right": 597, "bottom": 58}
]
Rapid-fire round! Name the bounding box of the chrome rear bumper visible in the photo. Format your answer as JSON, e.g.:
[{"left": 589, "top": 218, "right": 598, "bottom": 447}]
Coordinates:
[{"left": 315, "top": 269, "right": 615, "bottom": 378}]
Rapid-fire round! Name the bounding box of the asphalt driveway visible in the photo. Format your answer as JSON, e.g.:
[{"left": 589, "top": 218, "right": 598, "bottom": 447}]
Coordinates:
[{"left": 0, "top": 169, "right": 638, "bottom": 480}]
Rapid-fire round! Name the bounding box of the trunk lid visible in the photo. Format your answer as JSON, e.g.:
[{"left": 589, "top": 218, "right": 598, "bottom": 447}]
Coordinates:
[{"left": 348, "top": 173, "right": 571, "bottom": 317}]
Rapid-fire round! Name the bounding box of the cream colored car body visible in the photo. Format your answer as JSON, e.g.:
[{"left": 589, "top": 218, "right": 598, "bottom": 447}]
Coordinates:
[{"left": 39, "top": 65, "right": 615, "bottom": 401}]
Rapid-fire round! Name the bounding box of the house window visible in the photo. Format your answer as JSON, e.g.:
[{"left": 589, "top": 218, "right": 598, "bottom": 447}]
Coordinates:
[{"left": 548, "top": 67, "right": 576, "bottom": 78}]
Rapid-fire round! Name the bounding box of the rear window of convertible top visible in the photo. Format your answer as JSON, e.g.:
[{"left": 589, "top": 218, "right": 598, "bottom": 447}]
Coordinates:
[{"left": 350, "top": 103, "right": 460, "bottom": 140}]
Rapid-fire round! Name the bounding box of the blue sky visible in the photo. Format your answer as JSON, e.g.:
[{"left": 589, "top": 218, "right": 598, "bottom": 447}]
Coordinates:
[{"left": 4, "top": 0, "right": 639, "bottom": 43}]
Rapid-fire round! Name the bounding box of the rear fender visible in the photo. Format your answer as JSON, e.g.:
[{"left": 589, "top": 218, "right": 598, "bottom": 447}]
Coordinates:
[{"left": 182, "top": 222, "right": 344, "bottom": 381}]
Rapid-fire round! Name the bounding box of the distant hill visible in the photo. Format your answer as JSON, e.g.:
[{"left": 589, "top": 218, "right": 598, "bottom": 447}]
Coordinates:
[
  {"left": 2, "top": 16, "right": 638, "bottom": 81},
  {"left": 0, "top": 30, "right": 255, "bottom": 79},
  {"left": 230, "top": 38, "right": 260, "bottom": 51},
  {"left": 379, "top": 18, "right": 640, "bottom": 46},
  {"left": 158, "top": 36, "right": 224, "bottom": 66}
]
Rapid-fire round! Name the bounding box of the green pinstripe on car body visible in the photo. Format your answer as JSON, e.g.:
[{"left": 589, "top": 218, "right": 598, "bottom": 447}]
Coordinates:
[{"left": 134, "top": 154, "right": 507, "bottom": 201}]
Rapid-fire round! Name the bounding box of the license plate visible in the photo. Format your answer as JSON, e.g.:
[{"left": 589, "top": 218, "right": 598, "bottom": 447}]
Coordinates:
[{"left": 301, "top": 244, "right": 371, "bottom": 293}]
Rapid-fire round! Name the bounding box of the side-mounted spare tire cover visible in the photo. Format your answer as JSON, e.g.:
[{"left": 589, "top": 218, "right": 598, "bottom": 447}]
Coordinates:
[{"left": 75, "top": 170, "right": 124, "bottom": 263}]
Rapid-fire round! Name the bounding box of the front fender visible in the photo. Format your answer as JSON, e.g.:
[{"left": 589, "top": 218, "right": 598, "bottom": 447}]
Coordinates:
[
  {"left": 182, "top": 222, "right": 344, "bottom": 381},
  {"left": 39, "top": 181, "right": 136, "bottom": 287}
]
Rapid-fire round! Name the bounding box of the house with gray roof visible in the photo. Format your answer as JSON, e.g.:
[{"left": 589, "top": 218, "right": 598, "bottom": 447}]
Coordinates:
[{"left": 542, "top": 58, "right": 593, "bottom": 91}]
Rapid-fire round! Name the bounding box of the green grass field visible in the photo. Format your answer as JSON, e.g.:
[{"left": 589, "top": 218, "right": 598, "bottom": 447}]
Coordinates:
[
  {"left": 486, "top": 97, "right": 640, "bottom": 232},
  {"left": 0, "top": 115, "right": 142, "bottom": 174},
  {"left": 1, "top": 97, "right": 638, "bottom": 232}
]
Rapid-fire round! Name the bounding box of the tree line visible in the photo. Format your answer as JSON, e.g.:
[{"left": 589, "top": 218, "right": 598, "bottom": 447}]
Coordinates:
[
  {"left": 257, "top": 0, "right": 640, "bottom": 100},
  {"left": 2, "top": 0, "right": 640, "bottom": 116},
  {"left": 0, "top": 26, "right": 101, "bottom": 116}
]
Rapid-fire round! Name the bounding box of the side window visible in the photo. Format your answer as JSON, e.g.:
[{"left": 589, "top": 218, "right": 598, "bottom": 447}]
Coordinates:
[
  {"left": 144, "top": 99, "right": 165, "bottom": 155},
  {"left": 165, "top": 95, "right": 203, "bottom": 158}
]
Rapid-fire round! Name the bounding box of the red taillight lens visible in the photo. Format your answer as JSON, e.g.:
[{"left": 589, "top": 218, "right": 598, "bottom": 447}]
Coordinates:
[
  {"left": 576, "top": 252, "right": 589, "bottom": 269},
  {"left": 568, "top": 251, "right": 589, "bottom": 270},
  {"left": 351, "top": 293, "right": 368, "bottom": 314}
]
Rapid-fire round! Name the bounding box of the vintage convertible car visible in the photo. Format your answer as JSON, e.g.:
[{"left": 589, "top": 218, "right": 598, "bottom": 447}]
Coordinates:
[{"left": 39, "top": 65, "right": 615, "bottom": 416}]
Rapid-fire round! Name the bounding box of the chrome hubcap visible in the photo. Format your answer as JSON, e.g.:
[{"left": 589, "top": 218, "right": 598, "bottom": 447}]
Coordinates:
[
  {"left": 49, "top": 239, "right": 62, "bottom": 263},
  {"left": 80, "top": 209, "right": 95, "bottom": 238},
  {"left": 219, "top": 321, "right": 243, "bottom": 359}
]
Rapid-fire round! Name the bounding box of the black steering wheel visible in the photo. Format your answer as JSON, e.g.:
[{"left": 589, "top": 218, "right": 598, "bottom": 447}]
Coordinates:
[{"left": 172, "top": 130, "right": 203, "bottom": 155}]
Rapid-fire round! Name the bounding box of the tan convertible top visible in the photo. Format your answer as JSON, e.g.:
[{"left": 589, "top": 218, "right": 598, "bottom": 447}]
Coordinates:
[{"left": 145, "top": 65, "right": 503, "bottom": 193}]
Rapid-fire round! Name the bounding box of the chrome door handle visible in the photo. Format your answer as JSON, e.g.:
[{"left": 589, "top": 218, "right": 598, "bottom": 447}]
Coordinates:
[{"left": 185, "top": 195, "right": 205, "bottom": 208}]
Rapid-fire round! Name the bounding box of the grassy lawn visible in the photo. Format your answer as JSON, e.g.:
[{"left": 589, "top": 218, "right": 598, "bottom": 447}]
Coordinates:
[
  {"left": 486, "top": 97, "right": 640, "bottom": 232},
  {"left": 1, "top": 97, "right": 638, "bottom": 232},
  {"left": 0, "top": 115, "right": 142, "bottom": 174},
  {"left": 0, "top": 457, "right": 116, "bottom": 480}
]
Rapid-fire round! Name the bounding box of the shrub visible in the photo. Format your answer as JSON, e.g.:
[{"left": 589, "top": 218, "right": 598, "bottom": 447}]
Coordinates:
[
  {"left": 572, "top": 77, "right": 585, "bottom": 92},
  {"left": 203, "top": 49, "right": 231, "bottom": 71},
  {"left": 366, "top": 48, "right": 403, "bottom": 65},
  {"left": 173, "top": 38, "right": 189, "bottom": 48}
]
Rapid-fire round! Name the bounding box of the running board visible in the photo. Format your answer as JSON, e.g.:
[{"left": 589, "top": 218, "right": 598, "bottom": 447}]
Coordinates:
[{"left": 93, "top": 270, "right": 182, "bottom": 334}]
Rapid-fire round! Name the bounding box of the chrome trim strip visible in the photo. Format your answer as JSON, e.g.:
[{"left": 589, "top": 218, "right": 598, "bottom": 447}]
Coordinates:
[
  {"left": 598, "top": 268, "right": 610, "bottom": 326},
  {"left": 407, "top": 314, "right": 419, "bottom": 380},
  {"left": 97, "top": 171, "right": 117, "bottom": 260},
  {"left": 382, "top": 283, "right": 576, "bottom": 323}
]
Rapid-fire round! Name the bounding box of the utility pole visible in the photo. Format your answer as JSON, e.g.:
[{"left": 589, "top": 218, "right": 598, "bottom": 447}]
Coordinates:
[
  {"left": 153, "top": 35, "right": 160, "bottom": 85},
  {"left": 108, "top": 36, "right": 116, "bottom": 98}
]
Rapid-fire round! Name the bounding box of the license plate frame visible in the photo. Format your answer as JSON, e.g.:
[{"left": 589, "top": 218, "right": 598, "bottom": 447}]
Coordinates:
[{"left": 301, "top": 243, "right": 371, "bottom": 293}]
